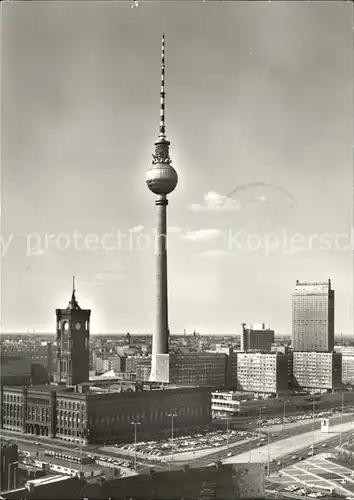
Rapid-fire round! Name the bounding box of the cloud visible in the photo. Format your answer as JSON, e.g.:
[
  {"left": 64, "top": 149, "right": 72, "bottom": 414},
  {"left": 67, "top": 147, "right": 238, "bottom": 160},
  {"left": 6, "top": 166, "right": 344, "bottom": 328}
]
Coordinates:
[
  {"left": 30, "top": 248, "right": 46, "bottom": 256},
  {"left": 128, "top": 225, "right": 144, "bottom": 233},
  {"left": 196, "top": 250, "right": 235, "bottom": 259},
  {"left": 180, "top": 229, "right": 223, "bottom": 242},
  {"left": 94, "top": 271, "right": 117, "bottom": 284},
  {"left": 190, "top": 191, "right": 241, "bottom": 211},
  {"left": 94, "top": 268, "right": 125, "bottom": 284},
  {"left": 167, "top": 226, "right": 182, "bottom": 233}
]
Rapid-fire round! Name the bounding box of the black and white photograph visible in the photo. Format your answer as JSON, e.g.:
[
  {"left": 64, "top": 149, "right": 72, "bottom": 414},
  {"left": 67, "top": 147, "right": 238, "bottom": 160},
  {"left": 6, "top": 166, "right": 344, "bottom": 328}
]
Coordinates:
[{"left": 0, "top": 0, "right": 353, "bottom": 499}]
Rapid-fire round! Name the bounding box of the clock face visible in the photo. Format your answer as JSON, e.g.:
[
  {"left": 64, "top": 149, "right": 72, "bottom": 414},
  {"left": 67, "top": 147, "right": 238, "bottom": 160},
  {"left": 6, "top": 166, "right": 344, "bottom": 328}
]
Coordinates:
[
  {"left": 75, "top": 322, "right": 81, "bottom": 331},
  {"left": 63, "top": 322, "right": 69, "bottom": 331}
]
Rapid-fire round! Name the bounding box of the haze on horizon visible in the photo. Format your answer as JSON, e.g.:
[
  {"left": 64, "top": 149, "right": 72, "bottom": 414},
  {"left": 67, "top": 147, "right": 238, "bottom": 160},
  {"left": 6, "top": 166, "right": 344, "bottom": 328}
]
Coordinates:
[{"left": 1, "top": 1, "right": 353, "bottom": 337}]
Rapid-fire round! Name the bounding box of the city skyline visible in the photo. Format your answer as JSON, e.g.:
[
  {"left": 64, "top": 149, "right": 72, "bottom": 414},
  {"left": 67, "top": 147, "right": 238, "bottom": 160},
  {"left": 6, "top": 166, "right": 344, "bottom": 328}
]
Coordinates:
[{"left": 2, "top": 1, "right": 353, "bottom": 335}]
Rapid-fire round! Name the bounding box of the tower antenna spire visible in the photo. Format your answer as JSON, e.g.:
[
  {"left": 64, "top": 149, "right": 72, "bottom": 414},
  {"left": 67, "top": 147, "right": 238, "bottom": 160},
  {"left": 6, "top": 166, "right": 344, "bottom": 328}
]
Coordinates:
[
  {"left": 72, "top": 276, "right": 76, "bottom": 294},
  {"left": 152, "top": 34, "right": 171, "bottom": 166},
  {"left": 159, "top": 33, "right": 166, "bottom": 139}
]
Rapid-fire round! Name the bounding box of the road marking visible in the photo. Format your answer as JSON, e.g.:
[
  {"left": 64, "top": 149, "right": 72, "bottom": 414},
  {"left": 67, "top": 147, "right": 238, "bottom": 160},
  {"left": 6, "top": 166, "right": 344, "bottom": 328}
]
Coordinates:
[
  {"left": 278, "top": 456, "right": 354, "bottom": 497},
  {"left": 307, "top": 461, "right": 354, "bottom": 493}
]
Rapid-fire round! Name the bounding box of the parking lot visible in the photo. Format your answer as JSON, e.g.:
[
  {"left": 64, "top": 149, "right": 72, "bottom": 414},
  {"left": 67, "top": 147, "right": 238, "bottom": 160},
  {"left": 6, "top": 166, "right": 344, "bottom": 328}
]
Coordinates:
[
  {"left": 269, "top": 453, "right": 354, "bottom": 497},
  {"left": 257, "top": 409, "right": 345, "bottom": 431},
  {"left": 110, "top": 428, "right": 259, "bottom": 459}
]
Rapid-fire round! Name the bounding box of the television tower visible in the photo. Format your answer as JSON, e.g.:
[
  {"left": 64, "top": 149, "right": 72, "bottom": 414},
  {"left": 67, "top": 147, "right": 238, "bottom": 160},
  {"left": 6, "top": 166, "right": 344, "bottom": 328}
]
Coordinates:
[{"left": 146, "top": 34, "right": 178, "bottom": 381}]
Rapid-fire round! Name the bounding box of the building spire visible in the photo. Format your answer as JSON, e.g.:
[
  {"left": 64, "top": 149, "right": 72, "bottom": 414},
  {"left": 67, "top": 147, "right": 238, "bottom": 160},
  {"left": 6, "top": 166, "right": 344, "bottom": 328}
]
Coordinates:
[
  {"left": 152, "top": 33, "right": 171, "bottom": 165},
  {"left": 69, "top": 275, "right": 79, "bottom": 310}
]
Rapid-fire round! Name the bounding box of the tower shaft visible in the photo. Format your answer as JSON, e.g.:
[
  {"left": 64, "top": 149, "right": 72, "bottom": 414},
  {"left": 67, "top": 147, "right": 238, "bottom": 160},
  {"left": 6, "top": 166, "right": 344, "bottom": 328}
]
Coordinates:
[{"left": 151, "top": 195, "right": 169, "bottom": 379}]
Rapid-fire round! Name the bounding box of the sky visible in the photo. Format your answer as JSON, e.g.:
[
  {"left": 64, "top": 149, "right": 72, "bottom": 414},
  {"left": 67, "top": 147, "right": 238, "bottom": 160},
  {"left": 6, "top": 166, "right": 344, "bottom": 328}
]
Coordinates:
[{"left": 1, "top": 0, "right": 353, "bottom": 336}]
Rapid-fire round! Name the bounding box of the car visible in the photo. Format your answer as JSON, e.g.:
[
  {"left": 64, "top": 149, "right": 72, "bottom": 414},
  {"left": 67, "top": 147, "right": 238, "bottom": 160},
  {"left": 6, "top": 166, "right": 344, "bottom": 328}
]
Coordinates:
[
  {"left": 227, "top": 452, "right": 232, "bottom": 457},
  {"left": 321, "top": 444, "right": 327, "bottom": 448}
]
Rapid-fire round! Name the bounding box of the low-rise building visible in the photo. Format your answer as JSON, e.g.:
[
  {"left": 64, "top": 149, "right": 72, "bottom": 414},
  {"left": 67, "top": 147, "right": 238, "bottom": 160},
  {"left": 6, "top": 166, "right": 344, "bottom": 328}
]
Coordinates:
[
  {"left": 211, "top": 391, "right": 254, "bottom": 416},
  {"left": 292, "top": 352, "right": 342, "bottom": 391},
  {"left": 335, "top": 346, "right": 354, "bottom": 356},
  {"left": 102, "top": 356, "right": 125, "bottom": 373},
  {"left": 0, "top": 342, "right": 56, "bottom": 372},
  {"left": 0, "top": 382, "right": 211, "bottom": 445},
  {"left": 0, "top": 356, "right": 32, "bottom": 386},
  {"left": 155, "top": 352, "right": 237, "bottom": 389},
  {"left": 127, "top": 352, "right": 237, "bottom": 389}
]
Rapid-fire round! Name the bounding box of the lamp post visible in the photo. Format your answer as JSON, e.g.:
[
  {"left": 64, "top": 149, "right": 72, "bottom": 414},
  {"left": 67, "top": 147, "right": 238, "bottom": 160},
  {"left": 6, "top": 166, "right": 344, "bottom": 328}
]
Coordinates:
[
  {"left": 267, "top": 427, "right": 271, "bottom": 476},
  {"left": 340, "top": 392, "right": 344, "bottom": 447},
  {"left": 258, "top": 407, "right": 262, "bottom": 438},
  {"left": 311, "top": 401, "right": 315, "bottom": 454},
  {"left": 282, "top": 400, "right": 289, "bottom": 431},
  {"left": 248, "top": 441, "right": 252, "bottom": 463},
  {"left": 258, "top": 406, "right": 266, "bottom": 438},
  {"left": 131, "top": 421, "right": 141, "bottom": 471},
  {"left": 79, "top": 406, "right": 84, "bottom": 474},
  {"left": 168, "top": 412, "right": 177, "bottom": 461},
  {"left": 226, "top": 413, "right": 230, "bottom": 449}
]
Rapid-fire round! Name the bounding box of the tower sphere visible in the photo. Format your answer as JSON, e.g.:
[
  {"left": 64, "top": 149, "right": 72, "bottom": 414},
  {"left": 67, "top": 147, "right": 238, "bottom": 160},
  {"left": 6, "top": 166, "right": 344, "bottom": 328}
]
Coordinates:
[{"left": 146, "top": 162, "right": 178, "bottom": 196}]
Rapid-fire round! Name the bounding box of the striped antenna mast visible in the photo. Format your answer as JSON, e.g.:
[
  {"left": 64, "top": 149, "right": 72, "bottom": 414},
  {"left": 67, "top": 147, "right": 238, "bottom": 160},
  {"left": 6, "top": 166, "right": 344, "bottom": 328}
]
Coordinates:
[
  {"left": 159, "top": 33, "right": 166, "bottom": 139},
  {"left": 153, "top": 34, "right": 171, "bottom": 164}
]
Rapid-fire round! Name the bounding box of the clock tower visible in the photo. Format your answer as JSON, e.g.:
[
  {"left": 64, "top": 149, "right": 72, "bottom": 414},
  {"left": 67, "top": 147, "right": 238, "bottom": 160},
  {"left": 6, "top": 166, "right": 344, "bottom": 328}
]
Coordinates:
[{"left": 55, "top": 277, "right": 91, "bottom": 386}]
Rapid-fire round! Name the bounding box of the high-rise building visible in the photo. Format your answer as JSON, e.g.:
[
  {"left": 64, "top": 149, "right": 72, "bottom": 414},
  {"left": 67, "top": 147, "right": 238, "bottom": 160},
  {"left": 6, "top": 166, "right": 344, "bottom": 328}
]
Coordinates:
[
  {"left": 240, "top": 323, "right": 275, "bottom": 352},
  {"left": 292, "top": 279, "right": 334, "bottom": 352},
  {"left": 292, "top": 351, "right": 342, "bottom": 391},
  {"left": 342, "top": 354, "right": 354, "bottom": 385},
  {"left": 146, "top": 35, "right": 178, "bottom": 382},
  {"left": 0, "top": 442, "right": 18, "bottom": 491},
  {"left": 235, "top": 352, "right": 289, "bottom": 396},
  {"left": 55, "top": 278, "right": 91, "bottom": 386}
]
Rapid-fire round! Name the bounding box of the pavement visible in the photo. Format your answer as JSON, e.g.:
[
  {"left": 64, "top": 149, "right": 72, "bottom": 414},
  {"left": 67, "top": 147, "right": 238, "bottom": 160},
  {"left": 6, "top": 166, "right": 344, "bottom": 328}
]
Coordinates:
[
  {"left": 223, "top": 420, "right": 354, "bottom": 465},
  {"left": 268, "top": 452, "right": 354, "bottom": 497}
]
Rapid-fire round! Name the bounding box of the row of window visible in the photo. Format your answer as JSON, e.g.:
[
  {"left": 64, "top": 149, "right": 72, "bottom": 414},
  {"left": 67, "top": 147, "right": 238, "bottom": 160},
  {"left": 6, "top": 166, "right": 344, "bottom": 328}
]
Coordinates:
[{"left": 57, "top": 400, "right": 86, "bottom": 410}]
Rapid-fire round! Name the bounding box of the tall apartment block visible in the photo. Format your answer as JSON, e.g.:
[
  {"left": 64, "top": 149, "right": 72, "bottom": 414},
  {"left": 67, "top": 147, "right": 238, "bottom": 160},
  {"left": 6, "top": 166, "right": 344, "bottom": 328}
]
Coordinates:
[
  {"left": 292, "top": 280, "right": 334, "bottom": 352},
  {"left": 292, "top": 352, "right": 342, "bottom": 391},
  {"left": 236, "top": 352, "right": 289, "bottom": 396},
  {"left": 241, "top": 323, "right": 275, "bottom": 352}
]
